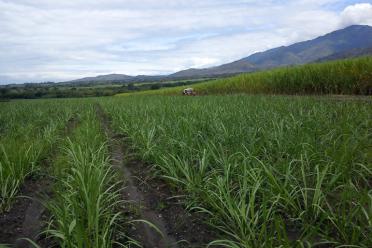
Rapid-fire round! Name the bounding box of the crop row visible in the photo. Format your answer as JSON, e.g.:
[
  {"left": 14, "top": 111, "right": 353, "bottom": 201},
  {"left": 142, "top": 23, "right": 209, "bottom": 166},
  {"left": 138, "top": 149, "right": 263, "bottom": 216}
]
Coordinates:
[
  {"left": 1, "top": 100, "right": 127, "bottom": 247},
  {"left": 44, "top": 103, "right": 126, "bottom": 248},
  {"left": 0, "top": 100, "right": 75, "bottom": 212},
  {"left": 101, "top": 95, "right": 372, "bottom": 247}
]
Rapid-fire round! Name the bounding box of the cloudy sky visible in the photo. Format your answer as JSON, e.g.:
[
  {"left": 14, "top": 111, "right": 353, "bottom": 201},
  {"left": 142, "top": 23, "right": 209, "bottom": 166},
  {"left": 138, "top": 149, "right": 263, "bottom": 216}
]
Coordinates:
[{"left": 0, "top": 0, "right": 372, "bottom": 83}]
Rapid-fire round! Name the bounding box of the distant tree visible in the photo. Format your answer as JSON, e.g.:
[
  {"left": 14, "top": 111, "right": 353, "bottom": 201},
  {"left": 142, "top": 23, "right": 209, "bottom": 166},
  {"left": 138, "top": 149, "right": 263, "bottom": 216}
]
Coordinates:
[
  {"left": 35, "top": 91, "right": 43, "bottom": 98},
  {"left": 0, "top": 88, "right": 7, "bottom": 95},
  {"left": 94, "top": 90, "right": 103, "bottom": 97},
  {"left": 127, "top": 83, "right": 135, "bottom": 90},
  {"left": 150, "top": 84, "right": 161, "bottom": 90}
]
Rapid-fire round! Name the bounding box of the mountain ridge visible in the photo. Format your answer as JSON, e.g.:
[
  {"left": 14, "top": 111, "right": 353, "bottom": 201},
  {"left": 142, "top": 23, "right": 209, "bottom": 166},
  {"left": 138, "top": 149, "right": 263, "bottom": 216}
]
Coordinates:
[{"left": 65, "top": 25, "right": 372, "bottom": 84}]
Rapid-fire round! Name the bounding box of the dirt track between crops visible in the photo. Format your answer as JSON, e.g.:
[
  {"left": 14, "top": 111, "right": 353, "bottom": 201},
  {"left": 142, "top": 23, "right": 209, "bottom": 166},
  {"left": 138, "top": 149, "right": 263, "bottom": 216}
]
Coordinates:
[
  {"left": 0, "top": 116, "right": 79, "bottom": 248},
  {"left": 96, "top": 104, "right": 216, "bottom": 248},
  {"left": 0, "top": 175, "right": 52, "bottom": 247}
]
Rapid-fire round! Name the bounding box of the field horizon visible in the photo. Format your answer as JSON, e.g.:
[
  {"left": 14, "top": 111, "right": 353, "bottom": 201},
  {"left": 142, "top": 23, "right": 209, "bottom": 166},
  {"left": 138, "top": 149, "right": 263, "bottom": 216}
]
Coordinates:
[{"left": 117, "top": 56, "right": 372, "bottom": 97}]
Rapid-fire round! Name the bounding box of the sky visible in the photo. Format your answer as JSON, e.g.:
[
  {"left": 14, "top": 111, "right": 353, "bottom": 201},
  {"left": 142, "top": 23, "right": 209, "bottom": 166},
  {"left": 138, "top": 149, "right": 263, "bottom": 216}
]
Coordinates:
[{"left": 0, "top": 0, "right": 372, "bottom": 84}]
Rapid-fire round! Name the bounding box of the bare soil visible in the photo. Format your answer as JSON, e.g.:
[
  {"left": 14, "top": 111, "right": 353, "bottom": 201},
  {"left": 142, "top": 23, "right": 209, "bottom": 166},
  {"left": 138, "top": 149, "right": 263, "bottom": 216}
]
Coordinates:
[
  {"left": 96, "top": 104, "right": 217, "bottom": 248},
  {"left": 0, "top": 175, "right": 51, "bottom": 247},
  {"left": 124, "top": 154, "right": 218, "bottom": 248}
]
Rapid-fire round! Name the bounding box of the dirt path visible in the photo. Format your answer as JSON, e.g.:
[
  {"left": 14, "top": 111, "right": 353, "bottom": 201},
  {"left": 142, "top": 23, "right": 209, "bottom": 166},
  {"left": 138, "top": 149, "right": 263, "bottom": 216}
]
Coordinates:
[
  {"left": 96, "top": 104, "right": 216, "bottom": 248},
  {"left": 0, "top": 116, "right": 79, "bottom": 247},
  {"left": 96, "top": 105, "right": 178, "bottom": 247},
  {"left": 0, "top": 176, "right": 52, "bottom": 247}
]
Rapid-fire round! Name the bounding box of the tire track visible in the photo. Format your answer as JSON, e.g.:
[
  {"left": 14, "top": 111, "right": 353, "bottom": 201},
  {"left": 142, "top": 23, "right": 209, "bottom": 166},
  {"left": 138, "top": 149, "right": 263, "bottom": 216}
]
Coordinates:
[{"left": 96, "top": 104, "right": 179, "bottom": 248}]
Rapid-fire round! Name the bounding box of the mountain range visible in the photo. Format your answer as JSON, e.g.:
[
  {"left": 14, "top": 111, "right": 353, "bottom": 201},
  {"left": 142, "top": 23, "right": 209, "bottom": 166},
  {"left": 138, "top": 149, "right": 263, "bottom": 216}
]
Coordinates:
[{"left": 66, "top": 25, "right": 372, "bottom": 84}]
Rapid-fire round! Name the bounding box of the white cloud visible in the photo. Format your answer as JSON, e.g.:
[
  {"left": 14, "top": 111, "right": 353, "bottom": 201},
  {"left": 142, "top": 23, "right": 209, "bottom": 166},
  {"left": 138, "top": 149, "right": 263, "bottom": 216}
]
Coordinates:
[
  {"left": 0, "top": 0, "right": 371, "bottom": 83},
  {"left": 341, "top": 3, "right": 372, "bottom": 26}
]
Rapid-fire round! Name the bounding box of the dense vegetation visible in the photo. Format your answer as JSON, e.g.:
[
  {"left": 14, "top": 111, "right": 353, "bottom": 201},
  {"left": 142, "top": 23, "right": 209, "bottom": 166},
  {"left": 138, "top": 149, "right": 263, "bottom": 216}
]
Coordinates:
[
  {"left": 0, "top": 100, "right": 74, "bottom": 212},
  {"left": 102, "top": 95, "right": 371, "bottom": 247},
  {"left": 0, "top": 79, "right": 208, "bottom": 100},
  {"left": 121, "top": 57, "right": 372, "bottom": 96},
  {"left": 0, "top": 84, "right": 124, "bottom": 99}
]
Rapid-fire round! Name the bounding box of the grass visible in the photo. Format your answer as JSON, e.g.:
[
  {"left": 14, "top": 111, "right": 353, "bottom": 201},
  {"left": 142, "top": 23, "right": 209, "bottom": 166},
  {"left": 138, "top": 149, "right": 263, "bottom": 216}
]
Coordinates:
[
  {"left": 101, "top": 95, "right": 372, "bottom": 247},
  {"left": 0, "top": 100, "right": 74, "bottom": 212},
  {"left": 117, "top": 56, "right": 372, "bottom": 96},
  {"left": 45, "top": 103, "right": 124, "bottom": 248},
  {"left": 0, "top": 99, "right": 132, "bottom": 247}
]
